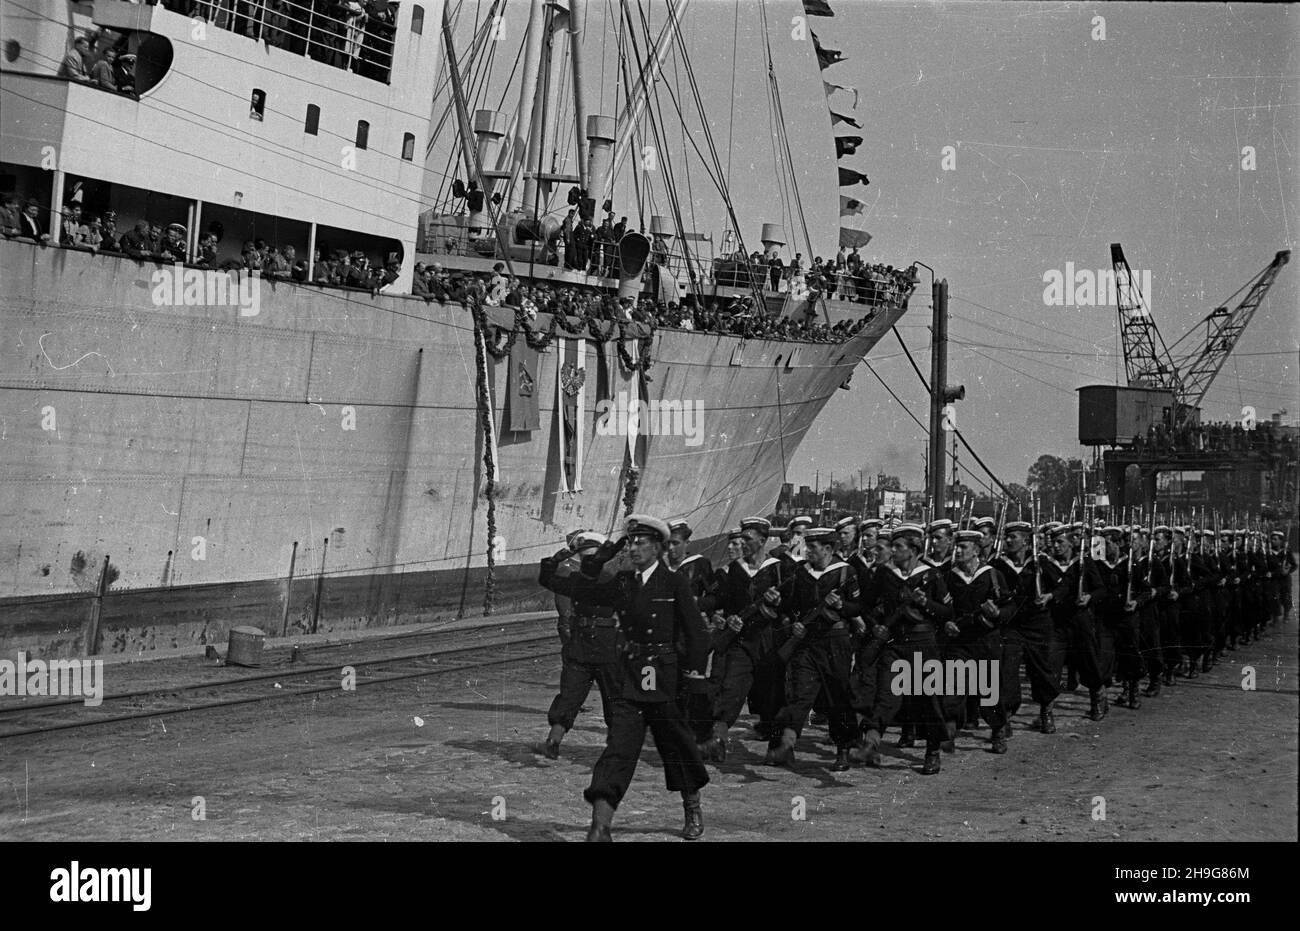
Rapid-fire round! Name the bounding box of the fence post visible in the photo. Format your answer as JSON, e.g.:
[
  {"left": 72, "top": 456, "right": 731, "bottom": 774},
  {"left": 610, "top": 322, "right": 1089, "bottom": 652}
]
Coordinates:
[
  {"left": 310, "top": 537, "right": 329, "bottom": 634},
  {"left": 280, "top": 540, "right": 298, "bottom": 637}
]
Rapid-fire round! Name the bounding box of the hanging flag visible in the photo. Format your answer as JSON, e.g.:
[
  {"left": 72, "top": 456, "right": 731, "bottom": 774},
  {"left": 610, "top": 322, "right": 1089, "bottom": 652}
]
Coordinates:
[
  {"left": 811, "top": 33, "right": 844, "bottom": 69},
  {"left": 823, "top": 80, "right": 859, "bottom": 110},
  {"left": 507, "top": 341, "right": 540, "bottom": 432},
  {"left": 802, "top": 0, "right": 834, "bottom": 15},
  {"left": 839, "top": 228, "right": 873, "bottom": 249},
  {"left": 839, "top": 195, "right": 866, "bottom": 217},
  {"left": 835, "top": 136, "right": 863, "bottom": 159},
  {"left": 838, "top": 167, "right": 870, "bottom": 187},
  {"left": 830, "top": 110, "right": 862, "bottom": 129}
]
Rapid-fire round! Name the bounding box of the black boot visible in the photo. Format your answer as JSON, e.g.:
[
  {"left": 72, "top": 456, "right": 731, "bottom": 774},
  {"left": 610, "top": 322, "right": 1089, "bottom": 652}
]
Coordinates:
[
  {"left": 1039, "top": 703, "right": 1056, "bottom": 734},
  {"left": 1127, "top": 681, "right": 1142, "bottom": 710},
  {"left": 1202, "top": 655, "right": 1213, "bottom": 673},
  {"left": 586, "top": 799, "right": 614, "bottom": 842},
  {"left": 1088, "top": 689, "right": 1108, "bottom": 721},
  {"left": 1144, "top": 677, "right": 1161, "bottom": 697},
  {"left": 764, "top": 728, "right": 798, "bottom": 767},
  {"left": 991, "top": 726, "right": 1008, "bottom": 754},
  {"left": 849, "top": 729, "right": 882, "bottom": 767},
  {"left": 831, "top": 746, "right": 852, "bottom": 772},
  {"left": 897, "top": 724, "right": 916, "bottom": 749},
  {"left": 1186, "top": 661, "right": 1199, "bottom": 680},
  {"left": 921, "top": 748, "right": 942, "bottom": 775},
  {"left": 681, "top": 791, "right": 704, "bottom": 841}
]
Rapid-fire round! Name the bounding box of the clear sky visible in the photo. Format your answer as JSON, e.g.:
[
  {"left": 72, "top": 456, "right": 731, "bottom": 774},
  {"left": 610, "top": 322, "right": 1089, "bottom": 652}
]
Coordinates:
[{"left": 440, "top": 0, "right": 1298, "bottom": 495}]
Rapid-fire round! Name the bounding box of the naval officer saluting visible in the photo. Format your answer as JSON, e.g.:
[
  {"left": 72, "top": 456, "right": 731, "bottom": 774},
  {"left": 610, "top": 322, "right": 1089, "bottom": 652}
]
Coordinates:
[{"left": 539, "top": 513, "right": 711, "bottom": 841}]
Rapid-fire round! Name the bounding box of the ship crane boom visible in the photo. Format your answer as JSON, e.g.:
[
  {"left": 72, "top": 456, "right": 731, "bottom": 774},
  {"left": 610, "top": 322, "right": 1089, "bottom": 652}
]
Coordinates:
[
  {"left": 1112, "top": 242, "right": 1181, "bottom": 393},
  {"left": 1165, "top": 249, "right": 1291, "bottom": 412}
]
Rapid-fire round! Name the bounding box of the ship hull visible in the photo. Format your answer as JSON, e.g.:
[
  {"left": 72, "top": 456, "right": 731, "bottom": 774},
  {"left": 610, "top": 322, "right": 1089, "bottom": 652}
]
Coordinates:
[{"left": 0, "top": 241, "right": 905, "bottom": 657}]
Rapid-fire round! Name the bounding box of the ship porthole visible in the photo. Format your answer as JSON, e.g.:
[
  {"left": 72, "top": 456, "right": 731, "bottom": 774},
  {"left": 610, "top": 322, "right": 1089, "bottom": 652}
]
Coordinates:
[{"left": 3, "top": 40, "right": 19, "bottom": 63}]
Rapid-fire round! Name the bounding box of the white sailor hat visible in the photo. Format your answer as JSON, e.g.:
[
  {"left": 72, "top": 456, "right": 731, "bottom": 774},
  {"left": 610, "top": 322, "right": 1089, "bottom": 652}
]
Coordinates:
[
  {"left": 805, "top": 527, "right": 837, "bottom": 545},
  {"left": 1038, "top": 521, "right": 1063, "bottom": 536},
  {"left": 835, "top": 515, "right": 858, "bottom": 531},
  {"left": 955, "top": 529, "right": 983, "bottom": 544},
  {"left": 1048, "top": 523, "right": 1074, "bottom": 540},
  {"left": 860, "top": 518, "right": 883, "bottom": 531},
  {"left": 727, "top": 528, "right": 746, "bottom": 542},
  {"left": 1270, "top": 530, "right": 1284, "bottom": 539},
  {"left": 1153, "top": 525, "right": 1173, "bottom": 535},
  {"left": 572, "top": 531, "right": 607, "bottom": 552},
  {"left": 625, "top": 514, "right": 670, "bottom": 544},
  {"left": 789, "top": 515, "right": 813, "bottom": 530},
  {"left": 740, "top": 516, "right": 772, "bottom": 536},
  {"left": 1101, "top": 526, "right": 1125, "bottom": 538},
  {"left": 565, "top": 528, "right": 590, "bottom": 550},
  {"left": 890, "top": 522, "right": 925, "bottom": 543},
  {"left": 668, "top": 519, "right": 693, "bottom": 540},
  {"left": 972, "top": 516, "right": 996, "bottom": 530},
  {"left": 1004, "top": 521, "right": 1033, "bottom": 534},
  {"left": 926, "top": 519, "right": 954, "bottom": 535}
]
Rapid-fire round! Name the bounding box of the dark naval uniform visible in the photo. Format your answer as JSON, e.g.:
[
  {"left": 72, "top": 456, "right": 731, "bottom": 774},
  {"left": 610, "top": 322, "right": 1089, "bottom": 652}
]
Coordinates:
[
  {"left": 543, "top": 551, "right": 711, "bottom": 811},
  {"left": 989, "top": 551, "right": 1061, "bottom": 724},
  {"left": 769, "top": 559, "right": 862, "bottom": 760},
  {"left": 1042, "top": 553, "right": 1111, "bottom": 713},
  {"left": 711, "top": 555, "right": 791, "bottom": 733},
  {"left": 669, "top": 552, "right": 716, "bottom": 743},
  {"left": 859, "top": 558, "right": 953, "bottom": 759},
  {"left": 941, "top": 560, "right": 1012, "bottom": 738},
  {"left": 546, "top": 551, "right": 621, "bottom": 735}
]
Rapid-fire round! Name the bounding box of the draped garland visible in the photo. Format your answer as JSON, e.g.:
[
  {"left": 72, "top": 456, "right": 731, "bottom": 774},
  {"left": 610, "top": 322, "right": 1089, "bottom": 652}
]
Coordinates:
[
  {"left": 470, "top": 295, "right": 499, "bottom": 615},
  {"left": 622, "top": 465, "right": 640, "bottom": 517},
  {"left": 469, "top": 300, "right": 656, "bottom": 377}
]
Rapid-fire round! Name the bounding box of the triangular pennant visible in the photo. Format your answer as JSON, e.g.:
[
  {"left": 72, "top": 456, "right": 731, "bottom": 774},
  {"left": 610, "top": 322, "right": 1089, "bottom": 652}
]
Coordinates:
[
  {"left": 838, "top": 167, "right": 870, "bottom": 187},
  {"left": 835, "top": 136, "right": 863, "bottom": 159},
  {"left": 803, "top": 0, "right": 834, "bottom": 15},
  {"left": 811, "top": 32, "right": 844, "bottom": 70},
  {"left": 839, "top": 228, "right": 873, "bottom": 249},
  {"left": 830, "top": 110, "right": 862, "bottom": 129},
  {"left": 839, "top": 195, "right": 865, "bottom": 217},
  {"left": 823, "top": 80, "right": 859, "bottom": 110}
]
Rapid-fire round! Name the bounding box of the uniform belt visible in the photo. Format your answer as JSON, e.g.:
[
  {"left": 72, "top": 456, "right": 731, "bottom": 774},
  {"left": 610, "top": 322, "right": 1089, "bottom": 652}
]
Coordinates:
[
  {"left": 572, "top": 615, "right": 618, "bottom": 629},
  {"left": 625, "top": 640, "right": 674, "bottom": 656}
]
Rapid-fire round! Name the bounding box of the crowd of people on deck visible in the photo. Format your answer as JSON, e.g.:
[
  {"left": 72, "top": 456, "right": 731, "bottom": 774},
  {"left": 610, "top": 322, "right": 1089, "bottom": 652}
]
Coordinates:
[
  {"left": 5, "top": 195, "right": 883, "bottom": 343},
  {"left": 1131, "top": 415, "right": 1297, "bottom": 459},
  {"left": 411, "top": 261, "right": 880, "bottom": 343},
  {"left": 58, "top": 32, "right": 137, "bottom": 95},
  {"left": 151, "top": 1, "right": 397, "bottom": 81}
]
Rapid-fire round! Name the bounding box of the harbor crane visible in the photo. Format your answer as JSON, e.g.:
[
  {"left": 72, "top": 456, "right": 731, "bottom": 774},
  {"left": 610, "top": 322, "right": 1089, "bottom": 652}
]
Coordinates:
[{"left": 1111, "top": 243, "right": 1290, "bottom": 422}]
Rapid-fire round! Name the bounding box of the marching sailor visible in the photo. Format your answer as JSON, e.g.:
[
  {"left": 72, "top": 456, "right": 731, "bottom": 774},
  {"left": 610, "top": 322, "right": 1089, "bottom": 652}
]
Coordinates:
[{"left": 765, "top": 527, "right": 864, "bottom": 771}]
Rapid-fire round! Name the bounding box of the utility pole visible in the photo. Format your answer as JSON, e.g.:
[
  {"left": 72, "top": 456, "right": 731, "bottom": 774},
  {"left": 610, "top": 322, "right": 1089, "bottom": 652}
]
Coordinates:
[{"left": 929, "top": 277, "right": 950, "bottom": 519}]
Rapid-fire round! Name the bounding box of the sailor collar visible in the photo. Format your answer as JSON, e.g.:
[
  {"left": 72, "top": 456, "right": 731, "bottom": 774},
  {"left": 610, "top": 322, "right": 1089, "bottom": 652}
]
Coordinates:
[
  {"left": 1048, "top": 556, "right": 1078, "bottom": 571},
  {"left": 949, "top": 563, "right": 992, "bottom": 585},
  {"left": 802, "top": 560, "right": 849, "bottom": 580},
  {"left": 736, "top": 556, "right": 781, "bottom": 577},
  {"left": 885, "top": 561, "right": 932, "bottom": 582},
  {"left": 995, "top": 555, "right": 1036, "bottom": 576},
  {"left": 1099, "top": 558, "right": 1122, "bottom": 570},
  {"left": 679, "top": 553, "right": 705, "bottom": 567}
]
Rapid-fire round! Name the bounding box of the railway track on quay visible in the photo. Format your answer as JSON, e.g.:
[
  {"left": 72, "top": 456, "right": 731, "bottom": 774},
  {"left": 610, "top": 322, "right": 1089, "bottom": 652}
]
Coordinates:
[{"left": 0, "top": 616, "right": 561, "bottom": 740}]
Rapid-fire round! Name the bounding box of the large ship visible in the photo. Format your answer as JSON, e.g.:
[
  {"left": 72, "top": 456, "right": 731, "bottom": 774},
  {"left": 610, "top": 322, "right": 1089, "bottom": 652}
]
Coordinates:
[{"left": 0, "top": 0, "right": 914, "bottom": 658}]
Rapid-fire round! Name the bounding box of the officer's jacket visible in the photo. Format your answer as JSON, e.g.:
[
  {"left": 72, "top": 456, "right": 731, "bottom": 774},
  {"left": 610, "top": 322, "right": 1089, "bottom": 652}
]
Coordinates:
[
  {"left": 544, "top": 560, "right": 709, "bottom": 702},
  {"left": 944, "top": 562, "right": 1013, "bottom": 640},
  {"left": 782, "top": 560, "right": 861, "bottom": 636}
]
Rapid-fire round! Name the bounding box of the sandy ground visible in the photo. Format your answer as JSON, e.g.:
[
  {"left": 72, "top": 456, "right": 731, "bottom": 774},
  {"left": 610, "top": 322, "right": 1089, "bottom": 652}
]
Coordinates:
[{"left": 1, "top": 610, "right": 1295, "bottom": 842}]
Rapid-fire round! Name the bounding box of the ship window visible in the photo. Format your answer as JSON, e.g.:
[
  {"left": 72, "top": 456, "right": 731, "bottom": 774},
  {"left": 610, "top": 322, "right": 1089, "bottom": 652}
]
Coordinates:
[
  {"left": 250, "top": 88, "right": 265, "bottom": 121},
  {"left": 304, "top": 104, "right": 320, "bottom": 135},
  {"left": 355, "top": 120, "right": 369, "bottom": 150},
  {"left": 401, "top": 133, "right": 415, "bottom": 161},
  {"left": 412, "top": 5, "right": 425, "bottom": 34}
]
